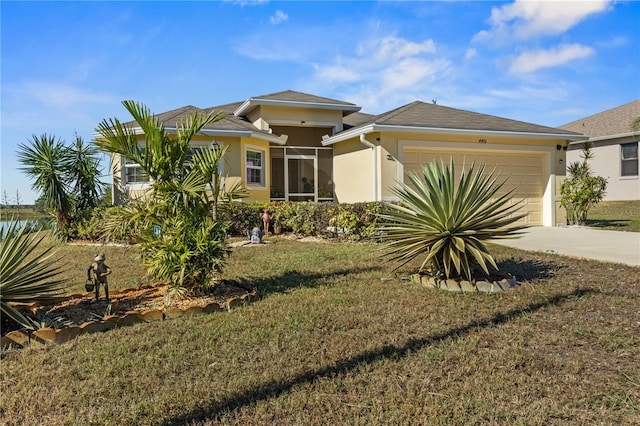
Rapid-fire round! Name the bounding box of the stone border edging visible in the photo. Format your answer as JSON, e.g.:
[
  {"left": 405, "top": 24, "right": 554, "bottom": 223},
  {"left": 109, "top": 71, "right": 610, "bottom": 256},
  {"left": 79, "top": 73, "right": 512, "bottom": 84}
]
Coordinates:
[
  {"left": 1, "top": 287, "right": 257, "bottom": 349},
  {"left": 411, "top": 273, "right": 518, "bottom": 292}
]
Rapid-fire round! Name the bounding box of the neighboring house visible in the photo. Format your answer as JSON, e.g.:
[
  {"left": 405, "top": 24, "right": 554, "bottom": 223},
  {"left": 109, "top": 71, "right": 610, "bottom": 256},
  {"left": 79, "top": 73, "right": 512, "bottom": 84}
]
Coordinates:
[
  {"left": 559, "top": 100, "right": 640, "bottom": 201},
  {"left": 107, "top": 90, "right": 587, "bottom": 226}
]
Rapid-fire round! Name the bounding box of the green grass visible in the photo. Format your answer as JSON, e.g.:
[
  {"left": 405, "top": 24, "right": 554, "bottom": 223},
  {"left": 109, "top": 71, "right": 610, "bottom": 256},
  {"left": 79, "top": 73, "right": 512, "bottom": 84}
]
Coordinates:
[
  {"left": 1, "top": 237, "right": 639, "bottom": 425},
  {"left": 586, "top": 200, "right": 640, "bottom": 232}
]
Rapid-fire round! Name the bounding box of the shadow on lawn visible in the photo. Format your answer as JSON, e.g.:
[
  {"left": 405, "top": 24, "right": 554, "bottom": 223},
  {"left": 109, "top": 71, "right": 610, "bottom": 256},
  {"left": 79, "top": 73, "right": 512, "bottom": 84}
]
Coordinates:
[
  {"left": 586, "top": 219, "right": 631, "bottom": 229},
  {"left": 496, "top": 258, "right": 556, "bottom": 282},
  {"left": 242, "top": 266, "right": 384, "bottom": 298},
  {"left": 161, "top": 286, "right": 597, "bottom": 425}
]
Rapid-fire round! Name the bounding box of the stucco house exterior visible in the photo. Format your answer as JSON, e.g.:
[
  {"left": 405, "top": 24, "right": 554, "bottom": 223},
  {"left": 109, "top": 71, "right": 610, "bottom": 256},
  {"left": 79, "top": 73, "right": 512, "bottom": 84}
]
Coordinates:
[
  {"left": 559, "top": 99, "right": 640, "bottom": 201},
  {"left": 107, "top": 90, "right": 587, "bottom": 227}
]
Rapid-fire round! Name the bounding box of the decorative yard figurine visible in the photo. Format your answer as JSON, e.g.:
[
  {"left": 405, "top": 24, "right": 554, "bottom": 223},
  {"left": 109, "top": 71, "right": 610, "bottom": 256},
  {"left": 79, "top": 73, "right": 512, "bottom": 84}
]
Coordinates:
[
  {"left": 260, "top": 208, "right": 273, "bottom": 236},
  {"left": 250, "top": 226, "right": 263, "bottom": 244},
  {"left": 87, "top": 253, "right": 112, "bottom": 303}
]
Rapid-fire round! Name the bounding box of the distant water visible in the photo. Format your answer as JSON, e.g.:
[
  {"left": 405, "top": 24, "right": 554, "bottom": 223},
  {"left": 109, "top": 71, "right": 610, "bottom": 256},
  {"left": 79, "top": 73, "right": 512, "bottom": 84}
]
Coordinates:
[{"left": 0, "top": 219, "right": 52, "bottom": 234}]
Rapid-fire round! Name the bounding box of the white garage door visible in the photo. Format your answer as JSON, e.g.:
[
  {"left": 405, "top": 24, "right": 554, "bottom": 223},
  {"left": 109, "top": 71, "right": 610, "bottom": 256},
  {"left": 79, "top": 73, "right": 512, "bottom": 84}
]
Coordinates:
[{"left": 403, "top": 149, "right": 544, "bottom": 226}]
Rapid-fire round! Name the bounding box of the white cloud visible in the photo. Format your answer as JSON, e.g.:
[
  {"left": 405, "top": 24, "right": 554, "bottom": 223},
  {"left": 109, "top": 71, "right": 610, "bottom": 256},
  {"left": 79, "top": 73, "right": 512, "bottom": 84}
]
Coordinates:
[
  {"left": 225, "top": 0, "right": 269, "bottom": 6},
  {"left": 270, "top": 10, "right": 288, "bottom": 25},
  {"left": 507, "top": 43, "right": 594, "bottom": 74},
  {"left": 474, "top": 0, "right": 612, "bottom": 43},
  {"left": 464, "top": 48, "right": 478, "bottom": 61},
  {"left": 374, "top": 35, "right": 436, "bottom": 61},
  {"left": 308, "top": 34, "right": 451, "bottom": 113},
  {"left": 313, "top": 63, "right": 360, "bottom": 83},
  {"left": 2, "top": 80, "right": 120, "bottom": 129}
]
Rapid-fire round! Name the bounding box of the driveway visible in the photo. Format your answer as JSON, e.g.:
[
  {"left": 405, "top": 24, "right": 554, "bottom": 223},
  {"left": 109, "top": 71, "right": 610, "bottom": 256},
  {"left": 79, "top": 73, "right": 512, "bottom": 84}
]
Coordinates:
[{"left": 491, "top": 226, "right": 640, "bottom": 267}]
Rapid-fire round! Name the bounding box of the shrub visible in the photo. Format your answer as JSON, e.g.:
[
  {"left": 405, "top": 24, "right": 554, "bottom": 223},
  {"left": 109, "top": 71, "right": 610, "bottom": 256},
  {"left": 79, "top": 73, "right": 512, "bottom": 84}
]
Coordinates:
[
  {"left": 561, "top": 142, "right": 607, "bottom": 225},
  {"left": 328, "top": 202, "right": 382, "bottom": 240},
  {"left": 377, "top": 159, "right": 527, "bottom": 280}
]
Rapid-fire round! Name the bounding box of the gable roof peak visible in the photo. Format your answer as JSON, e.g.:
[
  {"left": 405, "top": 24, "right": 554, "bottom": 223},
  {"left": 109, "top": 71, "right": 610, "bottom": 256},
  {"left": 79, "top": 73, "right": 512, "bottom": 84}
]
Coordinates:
[{"left": 233, "top": 90, "right": 361, "bottom": 117}]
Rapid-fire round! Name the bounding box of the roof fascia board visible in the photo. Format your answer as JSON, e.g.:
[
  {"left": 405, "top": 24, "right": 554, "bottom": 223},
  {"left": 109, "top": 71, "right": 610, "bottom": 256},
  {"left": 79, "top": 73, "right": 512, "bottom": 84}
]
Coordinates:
[
  {"left": 234, "top": 98, "right": 360, "bottom": 116},
  {"left": 322, "top": 124, "right": 587, "bottom": 146},
  {"left": 174, "top": 128, "right": 287, "bottom": 145},
  {"left": 568, "top": 131, "right": 639, "bottom": 144},
  {"left": 102, "top": 127, "right": 286, "bottom": 145}
]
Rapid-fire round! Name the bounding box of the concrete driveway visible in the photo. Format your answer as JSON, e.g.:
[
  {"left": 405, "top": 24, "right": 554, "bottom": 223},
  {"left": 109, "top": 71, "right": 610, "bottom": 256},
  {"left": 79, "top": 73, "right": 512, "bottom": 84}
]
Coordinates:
[{"left": 491, "top": 226, "right": 640, "bottom": 266}]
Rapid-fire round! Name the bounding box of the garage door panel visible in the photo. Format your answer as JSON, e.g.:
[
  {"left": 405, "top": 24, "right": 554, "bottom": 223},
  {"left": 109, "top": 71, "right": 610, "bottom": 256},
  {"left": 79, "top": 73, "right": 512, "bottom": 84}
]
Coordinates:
[{"left": 403, "top": 149, "right": 544, "bottom": 226}]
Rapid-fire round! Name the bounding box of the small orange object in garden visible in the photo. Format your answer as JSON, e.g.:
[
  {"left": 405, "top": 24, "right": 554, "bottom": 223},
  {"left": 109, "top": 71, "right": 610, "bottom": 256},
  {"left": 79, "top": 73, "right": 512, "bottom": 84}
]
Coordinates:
[{"left": 261, "top": 208, "right": 273, "bottom": 236}]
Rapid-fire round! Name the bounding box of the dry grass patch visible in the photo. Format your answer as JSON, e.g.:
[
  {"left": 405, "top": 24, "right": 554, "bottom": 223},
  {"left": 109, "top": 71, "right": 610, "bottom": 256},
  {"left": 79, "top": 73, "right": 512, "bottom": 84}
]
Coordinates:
[{"left": 1, "top": 238, "right": 638, "bottom": 425}]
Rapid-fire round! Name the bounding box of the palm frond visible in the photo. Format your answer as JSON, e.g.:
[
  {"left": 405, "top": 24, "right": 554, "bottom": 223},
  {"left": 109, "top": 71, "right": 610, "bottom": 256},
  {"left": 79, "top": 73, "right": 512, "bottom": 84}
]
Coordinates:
[{"left": 0, "top": 221, "right": 70, "bottom": 330}]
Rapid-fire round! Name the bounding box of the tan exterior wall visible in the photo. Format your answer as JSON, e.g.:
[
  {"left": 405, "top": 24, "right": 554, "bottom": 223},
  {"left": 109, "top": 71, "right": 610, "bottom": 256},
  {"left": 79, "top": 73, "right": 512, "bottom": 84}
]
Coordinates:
[
  {"left": 110, "top": 134, "right": 273, "bottom": 204},
  {"left": 270, "top": 126, "right": 333, "bottom": 147},
  {"left": 333, "top": 138, "right": 376, "bottom": 203},
  {"left": 248, "top": 106, "right": 344, "bottom": 133},
  {"left": 333, "top": 131, "right": 569, "bottom": 226},
  {"left": 240, "top": 137, "right": 271, "bottom": 201},
  {"left": 567, "top": 139, "right": 639, "bottom": 201}
]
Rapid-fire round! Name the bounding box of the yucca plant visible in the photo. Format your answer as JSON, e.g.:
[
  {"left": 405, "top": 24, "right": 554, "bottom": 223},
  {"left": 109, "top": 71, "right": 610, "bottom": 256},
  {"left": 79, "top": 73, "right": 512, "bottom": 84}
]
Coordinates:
[
  {"left": 0, "top": 221, "right": 70, "bottom": 330},
  {"left": 378, "top": 159, "right": 527, "bottom": 280}
]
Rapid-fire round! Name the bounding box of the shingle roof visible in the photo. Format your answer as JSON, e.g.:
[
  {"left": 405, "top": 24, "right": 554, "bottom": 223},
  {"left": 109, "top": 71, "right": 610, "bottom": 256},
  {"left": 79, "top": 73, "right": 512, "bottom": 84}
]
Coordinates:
[
  {"left": 121, "top": 93, "right": 586, "bottom": 140},
  {"left": 248, "top": 90, "right": 358, "bottom": 107},
  {"left": 122, "top": 102, "right": 267, "bottom": 133},
  {"left": 558, "top": 99, "right": 640, "bottom": 138},
  {"left": 345, "top": 101, "right": 583, "bottom": 136},
  {"left": 343, "top": 111, "right": 375, "bottom": 130}
]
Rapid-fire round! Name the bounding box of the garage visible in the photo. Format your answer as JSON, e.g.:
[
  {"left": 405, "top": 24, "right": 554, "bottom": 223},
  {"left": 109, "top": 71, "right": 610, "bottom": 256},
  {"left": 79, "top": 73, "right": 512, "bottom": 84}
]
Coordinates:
[{"left": 402, "top": 148, "right": 545, "bottom": 226}]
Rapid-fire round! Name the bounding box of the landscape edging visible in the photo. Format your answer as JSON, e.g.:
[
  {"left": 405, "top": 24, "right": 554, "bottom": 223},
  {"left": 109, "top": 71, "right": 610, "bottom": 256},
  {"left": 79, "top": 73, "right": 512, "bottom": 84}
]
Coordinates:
[{"left": 1, "top": 288, "right": 256, "bottom": 349}]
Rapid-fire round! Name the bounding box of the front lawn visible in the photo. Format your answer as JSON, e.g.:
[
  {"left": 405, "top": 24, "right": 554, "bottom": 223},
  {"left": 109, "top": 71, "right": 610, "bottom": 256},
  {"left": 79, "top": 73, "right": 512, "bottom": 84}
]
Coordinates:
[
  {"left": 586, "top": 200, "right": 640, "bottom": 232},
  {"left": 1, "top": 237, "right": 638, "bottom": 424}
]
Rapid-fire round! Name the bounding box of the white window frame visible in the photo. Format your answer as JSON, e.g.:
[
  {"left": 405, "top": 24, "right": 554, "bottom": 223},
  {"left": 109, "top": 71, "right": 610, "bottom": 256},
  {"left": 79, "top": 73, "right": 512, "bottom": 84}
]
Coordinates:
[
  {"left": 245, "top": 145, "right": 266, "bottom": 187},
  {"left": 122, "top": 155, "right": 150, "bottom": 187},
  {"left": 621, "top": 142, "right": 638, "bottom": 177}
]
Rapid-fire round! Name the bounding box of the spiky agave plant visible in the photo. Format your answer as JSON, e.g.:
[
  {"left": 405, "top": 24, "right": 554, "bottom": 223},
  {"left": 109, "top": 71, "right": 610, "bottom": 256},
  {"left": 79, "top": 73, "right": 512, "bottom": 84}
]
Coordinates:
[
  {"left": 378, "top": 159, "right": 528, "bottom": 280},
  {"left": 0, "top": 221, "right": 70, "bottom": 329}
]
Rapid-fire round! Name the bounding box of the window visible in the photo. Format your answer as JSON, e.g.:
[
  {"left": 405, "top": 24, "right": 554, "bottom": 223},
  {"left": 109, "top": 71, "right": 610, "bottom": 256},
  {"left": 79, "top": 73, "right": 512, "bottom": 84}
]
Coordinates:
[
  {"left": 246, "top": 148, "right": 265, "bottom": 185},
  {"left": 185, "top": 146, "right": 205, "bottom": 167},
  {"left": 125, "top": 166, "right": 149, "bottom": 184},
  {"left": 621, "top": 142, "right": 638, "bottom": 177},
  {"left": 123, "top": 156, "right": 150, "bottom": 184}
]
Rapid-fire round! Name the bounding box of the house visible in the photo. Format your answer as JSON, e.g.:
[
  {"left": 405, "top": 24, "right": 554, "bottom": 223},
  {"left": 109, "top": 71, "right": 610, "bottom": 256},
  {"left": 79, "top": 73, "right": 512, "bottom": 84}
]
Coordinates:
[
  {"left": 108, "top": 90, "right": 587, "bottom": 226},
  {"left": 559, "top": 100, "right": 640, "bottom": 201}
]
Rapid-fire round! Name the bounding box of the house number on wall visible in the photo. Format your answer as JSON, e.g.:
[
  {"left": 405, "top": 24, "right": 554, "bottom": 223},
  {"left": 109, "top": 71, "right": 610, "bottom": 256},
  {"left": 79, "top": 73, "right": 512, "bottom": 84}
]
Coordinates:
[{"left": 478, "top": 138, "right": 487, "bottom": 144}]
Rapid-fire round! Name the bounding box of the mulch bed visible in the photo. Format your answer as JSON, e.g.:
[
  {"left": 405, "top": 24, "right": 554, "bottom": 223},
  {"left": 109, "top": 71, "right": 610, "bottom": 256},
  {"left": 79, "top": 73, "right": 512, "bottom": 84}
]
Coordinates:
[{"left": 2, "top": 280, "right": 254, "bottom": 336}]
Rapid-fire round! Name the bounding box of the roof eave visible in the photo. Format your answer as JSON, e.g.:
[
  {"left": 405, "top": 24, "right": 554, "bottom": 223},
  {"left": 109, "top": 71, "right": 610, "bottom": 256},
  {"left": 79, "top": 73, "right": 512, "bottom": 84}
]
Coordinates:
[
  {"left": 234, "top": 98, "right": 361, "bottom": 117},
  {"left": 93, "top": 127, "right": 287, "bottom": 145},
  {"left": 176, "top": 128, "right": 288, "bottom": 145},
  {"left": 322, "top": 124, "right": 587, "bottom": 146},
  {"left": 569, "top": 131, "right": 639, "bottom": 144}
]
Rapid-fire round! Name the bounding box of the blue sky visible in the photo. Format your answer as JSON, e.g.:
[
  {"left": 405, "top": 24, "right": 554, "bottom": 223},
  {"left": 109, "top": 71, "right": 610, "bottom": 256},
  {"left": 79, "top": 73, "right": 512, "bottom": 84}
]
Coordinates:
[{"left": 2, "top": 0, "right": 639, "bottom": 204}]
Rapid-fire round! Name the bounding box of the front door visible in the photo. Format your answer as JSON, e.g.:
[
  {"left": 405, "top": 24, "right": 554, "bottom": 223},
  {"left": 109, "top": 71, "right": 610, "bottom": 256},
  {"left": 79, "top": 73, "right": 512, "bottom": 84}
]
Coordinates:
[{"left": 286, "top": 155, "right": 316, "bottom": 201}]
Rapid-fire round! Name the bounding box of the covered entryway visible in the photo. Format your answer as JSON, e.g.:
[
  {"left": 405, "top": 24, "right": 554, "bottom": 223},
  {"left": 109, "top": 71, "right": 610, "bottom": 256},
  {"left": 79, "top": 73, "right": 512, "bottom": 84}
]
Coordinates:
[
  {"left": 269, "top": 146, "right": 334, "bottom": 202},
  {"left": 402, "top": 148, "right": 545, "bottom": 226}
]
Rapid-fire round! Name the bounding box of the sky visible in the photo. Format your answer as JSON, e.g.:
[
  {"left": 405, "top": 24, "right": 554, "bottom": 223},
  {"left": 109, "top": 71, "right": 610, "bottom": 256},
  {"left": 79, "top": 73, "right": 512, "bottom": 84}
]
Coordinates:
[{"left": 1, "top": 0, "right": 639, "bottom": 205}]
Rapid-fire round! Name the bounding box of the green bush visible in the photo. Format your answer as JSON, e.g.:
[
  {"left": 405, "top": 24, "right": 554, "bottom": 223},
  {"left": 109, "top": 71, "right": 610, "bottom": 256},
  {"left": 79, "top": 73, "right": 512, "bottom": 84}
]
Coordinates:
[
  {"left": 225, "top": 203, "right": 264, "bottom": 237},
  {"left": 328, "top": 202, "right": 382, "bottom": 240},
  {"left": 223, "top": 201, "right": 382, "bottom": 240}
]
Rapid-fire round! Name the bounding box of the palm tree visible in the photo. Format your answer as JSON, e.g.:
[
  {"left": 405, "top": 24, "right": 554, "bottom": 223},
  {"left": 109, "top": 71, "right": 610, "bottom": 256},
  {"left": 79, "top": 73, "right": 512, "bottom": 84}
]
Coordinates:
[
  {"left": 377, "top": 159, "right": 527, "bottom": 281},
  {"left": 69, "top": 134, "right": 106, "bottom": 215},
  {"left": 17, "top": 134, "right": 73, "bottom": 228},
  {"left": 0, "top": 220, "right": 69, "bottom": 330},
  {"left": 94, "top": 100, "right": 246, "bottom": 292}
]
